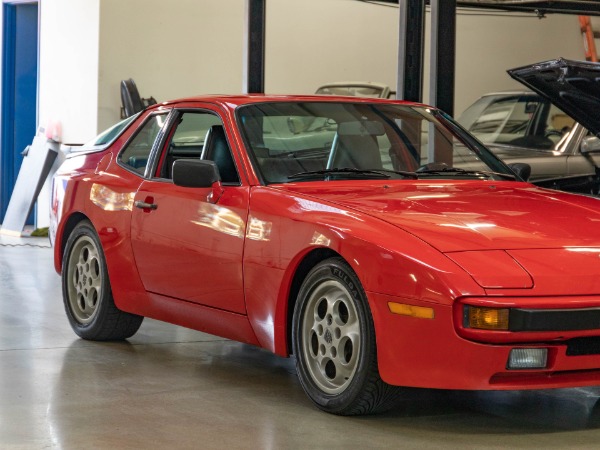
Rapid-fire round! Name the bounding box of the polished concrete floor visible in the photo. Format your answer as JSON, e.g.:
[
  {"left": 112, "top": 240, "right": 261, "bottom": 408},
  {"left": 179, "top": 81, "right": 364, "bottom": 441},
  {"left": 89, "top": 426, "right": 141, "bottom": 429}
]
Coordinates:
[{"left": 4, "top": 236, "right": 600, "bottom": 449}]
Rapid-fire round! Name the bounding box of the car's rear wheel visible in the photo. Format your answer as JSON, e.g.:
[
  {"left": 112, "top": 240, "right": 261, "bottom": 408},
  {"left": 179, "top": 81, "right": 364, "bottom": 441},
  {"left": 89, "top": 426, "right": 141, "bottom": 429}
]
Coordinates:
[
  {"left": 62, "top": 221, "right": 143, "bottom": 340},
  {"left": 292, "top": 257, "right": 402, "bottom": 415}
]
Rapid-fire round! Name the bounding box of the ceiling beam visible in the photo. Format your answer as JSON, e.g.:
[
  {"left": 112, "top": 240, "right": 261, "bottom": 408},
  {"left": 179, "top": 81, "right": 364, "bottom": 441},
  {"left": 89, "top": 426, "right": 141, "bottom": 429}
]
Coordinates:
[
  {"left": 243, "top": 0, "right": 266, "bottom": 94},
  {"left": 373, "top": 0, "right": 600, "bottom": 16},
  {"left": 429, "top": 0, "right": 456, "bottom": 116},
  {"left": 397, "top": 0, "right": 425, "bottom": 102}
]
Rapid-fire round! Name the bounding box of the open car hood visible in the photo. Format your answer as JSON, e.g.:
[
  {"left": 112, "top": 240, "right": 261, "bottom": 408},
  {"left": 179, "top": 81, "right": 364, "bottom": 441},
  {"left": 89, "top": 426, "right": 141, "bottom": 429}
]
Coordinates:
[{"left": 508, "top": 58, "right": 600, "bottom": 136}]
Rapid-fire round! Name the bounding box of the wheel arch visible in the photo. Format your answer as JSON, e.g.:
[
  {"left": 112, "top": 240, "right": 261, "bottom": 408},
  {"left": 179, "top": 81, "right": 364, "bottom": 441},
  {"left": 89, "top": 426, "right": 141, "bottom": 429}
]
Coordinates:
[
  {"left": 284, "top": 247, "right": 341, "bottom": 355},
  {"left": 54, "top": 212, "right": 91, "bottom": 274}
]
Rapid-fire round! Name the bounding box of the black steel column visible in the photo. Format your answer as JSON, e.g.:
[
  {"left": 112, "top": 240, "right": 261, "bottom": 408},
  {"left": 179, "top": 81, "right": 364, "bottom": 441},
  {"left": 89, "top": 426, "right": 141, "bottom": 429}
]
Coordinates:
[
  {"left": 429, "top": 0, "right": 456, "bottom": 116},
  {"left": 243, "top": 0, "right": 266, "bottom": 94},
  {"left": 397, "top": 0, "right": 425, "bottom": 102}
]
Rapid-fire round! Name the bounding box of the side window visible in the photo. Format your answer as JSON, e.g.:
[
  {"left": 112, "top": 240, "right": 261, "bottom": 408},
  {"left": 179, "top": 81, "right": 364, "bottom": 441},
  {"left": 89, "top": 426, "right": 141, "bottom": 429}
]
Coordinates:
[
  {"left": 118, "top": 114, "right": 167, "bottom": 174},
  {"left": 545, "top": 104, "right": 576, "bottom": 144},
  {"left": 158, "top": 111, "right": 239, "bottom": 184}
]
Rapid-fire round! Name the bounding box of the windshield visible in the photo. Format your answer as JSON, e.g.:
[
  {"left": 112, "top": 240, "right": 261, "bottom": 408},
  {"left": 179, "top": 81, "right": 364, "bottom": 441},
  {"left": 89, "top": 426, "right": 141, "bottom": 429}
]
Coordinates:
[
  {"left": 237, "top": 102, "right": 513, "bottom": 183},
  {"left": 458, "top": 94, "right": 575, "bottom": 151}
]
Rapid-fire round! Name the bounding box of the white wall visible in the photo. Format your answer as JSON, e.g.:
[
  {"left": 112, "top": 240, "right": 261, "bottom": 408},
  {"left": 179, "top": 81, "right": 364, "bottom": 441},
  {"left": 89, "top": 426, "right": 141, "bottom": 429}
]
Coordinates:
[
  {"left": 38, "top": 0, "right": 100, "bottom": 144},
  {"left": 37, "top": 0, "right": 586, "bottom": 142},
  {"left": 266, "top": 0, "right": 399, "bottom": 96},
  {"left": 97, "top": 0, "right": 245, "bottom": 132},
  {"left": 265, "top": 0, "right": 583, "bottom": 115},
  {"left": 35, "top": 0, "right": 100, "bottom": 228},
  {"left": 454, "top": 12, "right": 582, "bottom": 114}
]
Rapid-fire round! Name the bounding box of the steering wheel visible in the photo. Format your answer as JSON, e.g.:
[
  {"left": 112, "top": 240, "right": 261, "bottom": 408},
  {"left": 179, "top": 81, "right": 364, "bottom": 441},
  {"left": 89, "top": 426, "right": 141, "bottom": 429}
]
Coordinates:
[
  {"left": 416, "top": 162, "right": 450, "bottom": 172},
  {"left": 544, "top": 129, "right": 563, "bottom": 138}
]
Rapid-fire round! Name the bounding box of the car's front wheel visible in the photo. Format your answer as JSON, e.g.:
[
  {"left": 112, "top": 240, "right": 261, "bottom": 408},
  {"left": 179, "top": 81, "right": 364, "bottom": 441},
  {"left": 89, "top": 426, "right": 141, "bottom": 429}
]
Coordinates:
[
  {"left": 292, "top": 257, "right": 402, "bottom": 415},
  {"left": 62, "top": 220, "right": 143, "bottom": 340}
]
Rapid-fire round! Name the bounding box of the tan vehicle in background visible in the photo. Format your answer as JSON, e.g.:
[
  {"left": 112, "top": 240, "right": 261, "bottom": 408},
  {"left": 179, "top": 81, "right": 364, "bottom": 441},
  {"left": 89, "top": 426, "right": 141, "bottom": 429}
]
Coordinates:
[{"left": 316, "top": 81, "right": 395, "bottom": 99}]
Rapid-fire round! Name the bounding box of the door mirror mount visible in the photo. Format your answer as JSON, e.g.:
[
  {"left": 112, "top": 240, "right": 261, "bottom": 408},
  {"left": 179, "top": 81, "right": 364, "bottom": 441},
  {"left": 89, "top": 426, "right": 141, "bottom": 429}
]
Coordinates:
[
  {"left": 581, "top": 136, "right": 600, "bottom": 154},
  {"left": 508, "top": 162, "right": 531, "bottom": 182},
  {"left": 172, "top": 160, "right": 224, "bottom": 203}
]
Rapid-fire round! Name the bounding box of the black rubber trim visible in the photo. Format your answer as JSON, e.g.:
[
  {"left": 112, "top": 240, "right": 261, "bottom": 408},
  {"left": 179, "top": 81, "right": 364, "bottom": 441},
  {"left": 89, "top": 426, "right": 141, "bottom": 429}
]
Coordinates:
[
  {"left": 566, "top": 337, "right": 600, "bottom": 356},
  {"left": 509, "top": 308, "right": 600, "bottom": 332}
]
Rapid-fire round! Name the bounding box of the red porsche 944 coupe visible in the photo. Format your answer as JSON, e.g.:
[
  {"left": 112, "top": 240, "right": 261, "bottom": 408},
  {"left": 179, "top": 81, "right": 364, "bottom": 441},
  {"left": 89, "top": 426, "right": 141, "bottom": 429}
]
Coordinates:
[{"left": 51, "top": 62, "right": 600, "bottom": 415}]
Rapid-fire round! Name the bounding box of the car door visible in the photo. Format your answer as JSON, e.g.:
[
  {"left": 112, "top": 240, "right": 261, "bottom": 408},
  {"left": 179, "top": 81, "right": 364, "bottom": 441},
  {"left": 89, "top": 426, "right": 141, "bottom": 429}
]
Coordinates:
[
  {"left": 508, "top": 100, "right": 571, "bottom": 183},
  {"left": 130, "top": 107, "right": 248, "bottom": 314},
  {"left": 532, "top": 125, "right": 600, "bottom": 194},
  {"left": 561, "top": 127, "right": 600, "bottom": 194}
]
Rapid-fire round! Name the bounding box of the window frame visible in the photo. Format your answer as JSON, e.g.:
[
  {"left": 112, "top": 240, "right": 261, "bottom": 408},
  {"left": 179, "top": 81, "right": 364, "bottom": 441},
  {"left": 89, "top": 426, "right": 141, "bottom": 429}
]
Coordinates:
[
  {"left": 116, "top": 110, "right": 172, "bottom": 178},
  {"left": 148, "top": 108, "right": 242, "bottom": 186}
]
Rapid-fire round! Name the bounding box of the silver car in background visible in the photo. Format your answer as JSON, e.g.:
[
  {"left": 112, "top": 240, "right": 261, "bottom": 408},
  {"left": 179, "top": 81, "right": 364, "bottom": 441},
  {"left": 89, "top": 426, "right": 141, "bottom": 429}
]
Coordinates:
[
  {"left": 459, "top": 89, "right": 600, "bottom": 194},
  {"left": 317, "top": 62, "right": 600, "bottom": 195}
]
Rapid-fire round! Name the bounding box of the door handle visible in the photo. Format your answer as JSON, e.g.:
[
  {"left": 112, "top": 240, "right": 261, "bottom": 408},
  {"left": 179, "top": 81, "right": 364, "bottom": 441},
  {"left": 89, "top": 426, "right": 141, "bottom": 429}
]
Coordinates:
[{"left": 134, "top": 200, "right": 158, "bottom": 210}]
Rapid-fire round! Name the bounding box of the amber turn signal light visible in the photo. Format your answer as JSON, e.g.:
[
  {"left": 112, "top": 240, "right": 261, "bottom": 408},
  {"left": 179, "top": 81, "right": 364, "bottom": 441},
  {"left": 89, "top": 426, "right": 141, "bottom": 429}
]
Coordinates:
[
  {"left": 466, "top": 306, "right": 509, "bottom": 330},
  {"left": 388, "top": 302, "right": 435, "bottom": 319}
]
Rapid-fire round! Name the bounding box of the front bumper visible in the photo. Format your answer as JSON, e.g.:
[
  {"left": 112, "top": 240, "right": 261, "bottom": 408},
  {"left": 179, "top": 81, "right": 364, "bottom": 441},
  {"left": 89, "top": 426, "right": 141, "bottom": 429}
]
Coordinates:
[{"left": 369, "top": 292, "right": 600, "bottom": 390}]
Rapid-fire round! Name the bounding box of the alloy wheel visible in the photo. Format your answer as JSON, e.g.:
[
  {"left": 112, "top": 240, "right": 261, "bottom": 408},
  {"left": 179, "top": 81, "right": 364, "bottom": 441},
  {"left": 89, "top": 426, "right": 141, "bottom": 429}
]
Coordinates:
[{"left": 300, "top": 279, "right": 361, "bottom": 395}]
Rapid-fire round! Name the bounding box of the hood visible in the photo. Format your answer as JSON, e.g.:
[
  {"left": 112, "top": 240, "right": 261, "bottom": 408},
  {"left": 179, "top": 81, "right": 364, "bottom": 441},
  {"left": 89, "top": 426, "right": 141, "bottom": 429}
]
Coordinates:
[
  {"left": 508, "top": 58, "right": 600, "bottom": 136},
  {"left": 280, "top": 181, "right": 600, "bottom": 252}
]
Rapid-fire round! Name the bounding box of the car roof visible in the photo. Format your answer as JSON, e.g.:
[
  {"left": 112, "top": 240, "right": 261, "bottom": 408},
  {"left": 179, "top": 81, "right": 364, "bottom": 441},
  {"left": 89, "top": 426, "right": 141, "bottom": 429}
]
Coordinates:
[{"left": 150, "top": 94, "right": 427, "bottom": 109}]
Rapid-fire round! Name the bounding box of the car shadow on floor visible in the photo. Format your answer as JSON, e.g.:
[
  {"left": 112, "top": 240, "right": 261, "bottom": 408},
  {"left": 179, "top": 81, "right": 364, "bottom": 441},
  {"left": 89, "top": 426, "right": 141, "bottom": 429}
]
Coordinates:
[
  {"left": 58, "top": 338, "right": 600, "bottom": 434},
  {"left": 355, "top": 384, "right": 600, "bottom": 432}
]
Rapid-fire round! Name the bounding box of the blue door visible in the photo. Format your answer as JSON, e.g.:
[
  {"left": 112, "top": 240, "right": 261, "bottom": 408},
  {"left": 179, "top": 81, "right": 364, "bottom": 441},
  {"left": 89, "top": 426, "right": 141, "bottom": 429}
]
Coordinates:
[{"left": 1, "top": 2, "right": 38, "bottom": 223}]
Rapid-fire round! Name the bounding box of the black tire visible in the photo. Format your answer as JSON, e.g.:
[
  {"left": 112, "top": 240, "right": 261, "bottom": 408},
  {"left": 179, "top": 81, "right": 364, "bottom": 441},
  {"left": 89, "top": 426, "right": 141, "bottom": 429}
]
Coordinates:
[
  {"left": 120, "top": 78, "right": 144, "bottom": 117},
  {"left": 62, "top": 220, "right": 143, "bottom": 340},
  {"left": 292, "top": 257, "right": 402, "bottom": 415}
]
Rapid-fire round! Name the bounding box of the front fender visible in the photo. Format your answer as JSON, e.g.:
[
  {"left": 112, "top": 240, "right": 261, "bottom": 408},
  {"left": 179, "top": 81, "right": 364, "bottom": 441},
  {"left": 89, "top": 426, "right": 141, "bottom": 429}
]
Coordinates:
[{"left": 243, "top": 186, "right": 484, "bottom": 356}]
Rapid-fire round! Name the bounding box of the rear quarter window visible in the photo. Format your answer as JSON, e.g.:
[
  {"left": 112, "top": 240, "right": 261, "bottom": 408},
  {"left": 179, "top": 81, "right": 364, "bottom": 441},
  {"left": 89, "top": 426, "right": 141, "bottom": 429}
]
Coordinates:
[{"left": 118, "top": 113, "right": 168, "bottom": 174}]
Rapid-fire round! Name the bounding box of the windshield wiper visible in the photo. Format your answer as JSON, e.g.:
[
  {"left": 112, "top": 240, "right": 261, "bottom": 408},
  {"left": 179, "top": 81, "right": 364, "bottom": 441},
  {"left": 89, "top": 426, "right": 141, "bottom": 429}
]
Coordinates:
[
  {"left": 288, "top": 168, "right": 392, "bottom": 180},
  {"left": 373, "top": 168, "right": 419, "bottom": 179},
  {"left": 416, "top": 167, "right": 516, "bottom": 180}
]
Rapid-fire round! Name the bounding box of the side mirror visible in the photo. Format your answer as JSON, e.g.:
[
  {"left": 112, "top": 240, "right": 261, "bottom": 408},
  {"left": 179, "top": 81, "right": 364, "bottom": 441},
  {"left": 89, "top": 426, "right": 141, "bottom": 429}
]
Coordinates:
[
  {"left": 581, "top": 136, "right": 600, "bottom": 154},
  {"left": 508, "top": 162, "right": 531, "bottom": 182},
  {"left": 172, "top": 159, "right": 220, "bottom": 188}
]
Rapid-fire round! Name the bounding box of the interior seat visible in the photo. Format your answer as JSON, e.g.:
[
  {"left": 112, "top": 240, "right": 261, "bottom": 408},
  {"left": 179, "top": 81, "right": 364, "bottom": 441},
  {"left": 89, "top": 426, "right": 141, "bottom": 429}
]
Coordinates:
[
  {"left": 201, "top": 125, "right": 239, "bottom": 183},
  {"left": 329, "top": 134, "right": 383, "bottom": 169}
]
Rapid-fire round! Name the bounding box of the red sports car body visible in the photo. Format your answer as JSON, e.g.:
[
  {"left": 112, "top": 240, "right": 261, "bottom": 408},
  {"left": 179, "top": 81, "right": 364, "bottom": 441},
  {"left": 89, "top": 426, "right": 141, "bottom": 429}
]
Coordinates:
[{"left": 51, "top": 93, "right": 600, "bottom": 415}]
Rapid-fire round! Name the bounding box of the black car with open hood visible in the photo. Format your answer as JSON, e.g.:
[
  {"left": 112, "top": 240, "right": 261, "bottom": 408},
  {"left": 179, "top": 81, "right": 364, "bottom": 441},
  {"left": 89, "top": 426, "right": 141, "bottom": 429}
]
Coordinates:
[{"left": 508, "top": 58, "right": 600, "bottom": 137}]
